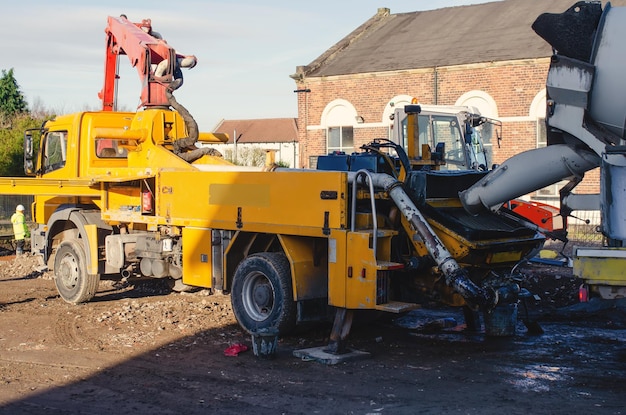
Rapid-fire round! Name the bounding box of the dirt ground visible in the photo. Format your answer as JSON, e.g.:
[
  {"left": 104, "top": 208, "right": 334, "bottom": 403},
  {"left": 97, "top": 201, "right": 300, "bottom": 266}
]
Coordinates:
[{"left": 1, "top": 248, "right": 625, "bottom": 415}]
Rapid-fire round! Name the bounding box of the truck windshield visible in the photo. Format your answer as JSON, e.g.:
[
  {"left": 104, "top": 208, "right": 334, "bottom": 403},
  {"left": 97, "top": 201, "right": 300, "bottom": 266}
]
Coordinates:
[
  {"left": 466, "top": 127, "right": 489, "bottom": 170},
  {"left": 43, "top": 131, "right": 67, "bottom": 173},
  {"left": 419, "top": 115, "right": 465, "bottom": 170}
]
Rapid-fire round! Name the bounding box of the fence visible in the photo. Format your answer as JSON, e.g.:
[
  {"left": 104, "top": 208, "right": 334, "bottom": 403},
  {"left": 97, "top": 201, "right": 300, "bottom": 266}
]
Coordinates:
[
  {"left": 0, "top": 195, "right": 35, "bottom": 245},
  {"left": 568, "top": 210, "right": 603, "bottom": 246},
  {"left": 0, "top": 195, "right": 34, "bottom": 221}
]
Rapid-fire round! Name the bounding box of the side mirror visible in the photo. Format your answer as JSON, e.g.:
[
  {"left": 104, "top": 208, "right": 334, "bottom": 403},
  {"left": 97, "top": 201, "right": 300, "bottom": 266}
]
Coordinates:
[
  {"left": 24, "top": 160, "right": 35, "bottom": 175},
  {"left": 24, "top": 131, "right": 33, "bottom": 159},
  {"left": 24, "top": 130, "right": 35, "bottom": 176}
]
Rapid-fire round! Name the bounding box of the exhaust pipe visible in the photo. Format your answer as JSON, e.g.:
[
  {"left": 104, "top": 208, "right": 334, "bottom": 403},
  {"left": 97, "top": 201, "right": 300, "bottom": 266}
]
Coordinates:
[{"left": 348, "top": 172, "right": 497, "bottom": 310}]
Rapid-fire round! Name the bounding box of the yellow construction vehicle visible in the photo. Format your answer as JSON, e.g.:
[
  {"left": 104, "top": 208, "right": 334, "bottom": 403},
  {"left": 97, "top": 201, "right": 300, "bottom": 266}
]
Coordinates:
[
  {"left": 390, "top": 100, "right": 499, "bottom": 172},
  {"left": 1, "top": 15, "right": 551, "bottom": 358}
]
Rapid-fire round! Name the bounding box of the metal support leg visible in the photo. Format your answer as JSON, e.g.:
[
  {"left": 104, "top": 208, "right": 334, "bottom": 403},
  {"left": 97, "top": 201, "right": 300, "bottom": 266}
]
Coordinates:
[
  {"left": 463, "top": 305, "right": 482, "bottom": 332},
  {"left": 293, "top": 307, "right": 369, "bottom": 364},
  {"left": 325, "top": 308, "right": 354, "bottom": 355}
]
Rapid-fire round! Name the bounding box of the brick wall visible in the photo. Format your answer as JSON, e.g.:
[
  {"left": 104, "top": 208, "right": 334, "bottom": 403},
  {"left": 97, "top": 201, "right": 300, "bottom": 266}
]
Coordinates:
[{"left": 295, "top": 58, "right": 600, "bottom": 196}]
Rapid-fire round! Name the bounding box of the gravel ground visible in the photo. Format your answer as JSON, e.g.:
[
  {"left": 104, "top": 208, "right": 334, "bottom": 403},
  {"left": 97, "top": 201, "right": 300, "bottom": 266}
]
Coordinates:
[{"left": 1, "top": 249, "right": 625, "bottom": 415}]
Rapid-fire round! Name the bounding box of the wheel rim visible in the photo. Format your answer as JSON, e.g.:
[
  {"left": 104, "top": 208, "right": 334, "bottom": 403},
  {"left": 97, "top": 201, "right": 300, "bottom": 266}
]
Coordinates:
[
  {"left": 57, "top": 251, "right": 80, "bottom": 290},
  {"left": 241, "top": 271, "right": 275, "bottom": 322}
]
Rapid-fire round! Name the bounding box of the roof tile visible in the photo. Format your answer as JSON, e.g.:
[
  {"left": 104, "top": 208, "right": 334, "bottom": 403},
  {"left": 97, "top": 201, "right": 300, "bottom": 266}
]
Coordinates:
[
  {"left": 213, "top": 118, "right": 298, "bottom": 144},
  {"left": 305, "top": 0, "right": 626, "bottom": 77}
]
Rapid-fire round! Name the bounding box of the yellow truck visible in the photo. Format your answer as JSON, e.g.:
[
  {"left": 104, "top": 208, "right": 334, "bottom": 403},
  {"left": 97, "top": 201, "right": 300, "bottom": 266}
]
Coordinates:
[
  {"left": 8, "top": 104, "right": 545, "bottom": 349},
  {"left": 0, "top": 15, "right": 551, "bottom": 356}
]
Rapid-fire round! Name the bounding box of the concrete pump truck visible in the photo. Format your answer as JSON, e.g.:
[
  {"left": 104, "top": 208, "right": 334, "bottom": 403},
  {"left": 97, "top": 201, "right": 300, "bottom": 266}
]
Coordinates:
[{"left": 7, "top": 3, "right": 619, "bottom": 356}]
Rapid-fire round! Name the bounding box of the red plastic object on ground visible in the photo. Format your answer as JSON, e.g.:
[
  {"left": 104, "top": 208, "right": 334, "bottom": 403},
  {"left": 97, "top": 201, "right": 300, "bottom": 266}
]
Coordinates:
[{"left": 224, "top": 343, "right": 248, "bottom": 357}]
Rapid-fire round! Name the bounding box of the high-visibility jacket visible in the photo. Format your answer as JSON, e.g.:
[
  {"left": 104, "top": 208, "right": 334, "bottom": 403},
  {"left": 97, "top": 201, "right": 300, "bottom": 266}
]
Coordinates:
[{"left": 10, "top": 211, "right": 29, "bottom": 240}]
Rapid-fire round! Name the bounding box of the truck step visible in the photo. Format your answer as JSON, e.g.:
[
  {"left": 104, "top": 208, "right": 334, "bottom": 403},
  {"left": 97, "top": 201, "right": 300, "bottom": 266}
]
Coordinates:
[{"left": 375, "top": 301, "right": 421, "bottom": 313}]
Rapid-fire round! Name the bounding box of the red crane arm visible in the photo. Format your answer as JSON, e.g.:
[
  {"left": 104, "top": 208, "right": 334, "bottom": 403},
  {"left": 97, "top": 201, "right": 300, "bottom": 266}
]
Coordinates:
[{"left": 98, "top": 15, "right": 178, "bottom": 111}]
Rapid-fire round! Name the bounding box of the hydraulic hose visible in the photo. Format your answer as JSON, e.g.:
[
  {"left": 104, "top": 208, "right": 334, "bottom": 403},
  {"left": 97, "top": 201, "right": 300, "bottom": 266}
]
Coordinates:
[
  {"left": 166, "top": 90, "right": 221, "bottom": 162},
  {"left": 347, "top": 172, "right": 497, "bottom": 310}
]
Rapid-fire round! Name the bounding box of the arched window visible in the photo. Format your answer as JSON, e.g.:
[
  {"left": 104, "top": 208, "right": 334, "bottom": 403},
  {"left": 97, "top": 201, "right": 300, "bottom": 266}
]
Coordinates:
[
  {"left": 530, "top": 89, "right": 547, "bottom": 148},
  {"left": 529, "top": 88, "right": 547, "bottom": 119},
  {"left": 384, "top": 95, "right": 414, "bottom": 139},
  {"left": 321, "top": 99, "right": 357, "bottom": 154},
  {"left": 456, "top": 91, "right": 499, "bottom": 156},
  {"left": 455, "top": 91, "right": 499, "bottom": 118}
]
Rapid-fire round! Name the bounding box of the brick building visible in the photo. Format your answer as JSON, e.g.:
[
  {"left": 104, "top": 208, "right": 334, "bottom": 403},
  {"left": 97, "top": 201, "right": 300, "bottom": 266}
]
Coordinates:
[{"left": 291, "top": 0, "right": 625, "bottom": 201}]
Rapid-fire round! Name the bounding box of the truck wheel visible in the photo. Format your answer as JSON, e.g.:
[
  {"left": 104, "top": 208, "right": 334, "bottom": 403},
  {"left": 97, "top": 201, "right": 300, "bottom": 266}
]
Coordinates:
[
  {"left": 231, "top": 252, "right": 296, "bottom": 335},
  {"left": 54, "top": 240, "right": 99, "bottom": 304}
]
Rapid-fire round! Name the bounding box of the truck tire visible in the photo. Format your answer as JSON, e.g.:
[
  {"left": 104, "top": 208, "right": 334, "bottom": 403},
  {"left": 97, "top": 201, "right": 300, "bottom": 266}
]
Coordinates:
[
  {"left": 54, "top": 240, "right": 99, "bottom": 304},
  {"left": 231, "top": 252, "right": 296, "bottom": 335}
]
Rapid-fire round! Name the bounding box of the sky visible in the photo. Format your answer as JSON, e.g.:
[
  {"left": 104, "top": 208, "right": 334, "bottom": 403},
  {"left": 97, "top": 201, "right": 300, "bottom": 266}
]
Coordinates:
[{"left": 1, "top": 0, "right": 495, "bottom": 131}]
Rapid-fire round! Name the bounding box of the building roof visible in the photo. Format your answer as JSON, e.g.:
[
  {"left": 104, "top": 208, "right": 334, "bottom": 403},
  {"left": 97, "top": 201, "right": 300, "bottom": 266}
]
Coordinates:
[
  {"left": 301, "top": 0, "right": 626, "bottom": 77},
  {"left": 212, "top": 118, "right": 298, "bottom": 144}
]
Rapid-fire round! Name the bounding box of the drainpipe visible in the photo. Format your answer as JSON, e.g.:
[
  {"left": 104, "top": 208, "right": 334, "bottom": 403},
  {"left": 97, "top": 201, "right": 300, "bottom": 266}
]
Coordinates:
[
  {"left": 434, "top": 67, "right": 438, "bottom": 105},
  {"left": 293, "top": 86, "right": 310, "bottom": 168}
]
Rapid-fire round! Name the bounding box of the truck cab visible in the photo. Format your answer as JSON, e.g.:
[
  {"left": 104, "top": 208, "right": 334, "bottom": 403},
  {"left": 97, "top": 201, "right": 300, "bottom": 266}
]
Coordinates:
[{"left": 391, "top": 104, "right": 498, "bottom": 171}]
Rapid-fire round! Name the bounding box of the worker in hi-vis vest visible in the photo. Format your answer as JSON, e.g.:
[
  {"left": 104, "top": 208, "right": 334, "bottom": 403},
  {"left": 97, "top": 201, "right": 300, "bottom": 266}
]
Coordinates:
[{"left": 11, "top": 204, "right": 30, "bottom": 256}]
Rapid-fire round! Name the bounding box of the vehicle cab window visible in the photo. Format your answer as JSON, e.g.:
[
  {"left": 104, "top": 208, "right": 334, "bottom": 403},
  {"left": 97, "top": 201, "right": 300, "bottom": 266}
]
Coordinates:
[
  {"left": 43, "top": 131, "right": 67, "bottom": 173},
  {"left": 430, "top": 116, "right": 465, "bottom": 170},
  {"left": 465, "top": 127, "right": 488, "bottom": 170},
  {"left": 96, "top": 139, "right": 128, "bottom": 158}
]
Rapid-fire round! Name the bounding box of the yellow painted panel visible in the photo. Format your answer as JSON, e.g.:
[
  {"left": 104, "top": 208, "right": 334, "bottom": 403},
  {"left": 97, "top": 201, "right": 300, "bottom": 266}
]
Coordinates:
[
  {"left": 106, "top": 186, "right": 140, "bottom": 211},
  {"left": 487, "top": 251, "right": 523, "bottom": 264},
  {"left": 278, "top": 234, "right": 328, "bottom": 301},
  {"left": 345, "top": 231, "right": 378, "bottom": 309},
  {"left": 159, "top": 170, "right": 347, "bottom": 234},
  {"left": 182, "top": 227, "right": 213, "bottom": 288},
  {"left": 198, "top": 132, "right": 229, "bottom": 143},
  {"left": 574, "top": 256, "right": 626, "bottom": 285},
  {"left": 210, "top": 184, "right": 270, "bottom": 207},
  {"left": 328, "top": 230, "right": 348, "bottom": 308},
  {"left": 33, "top": 196, "right": 76, "bottom": 224},
  {"left": 83, "top": 224, "right": 99, "bottom": 275},
  {"left": 0, "top": 178, "right": 100, "bottom": 197}
]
